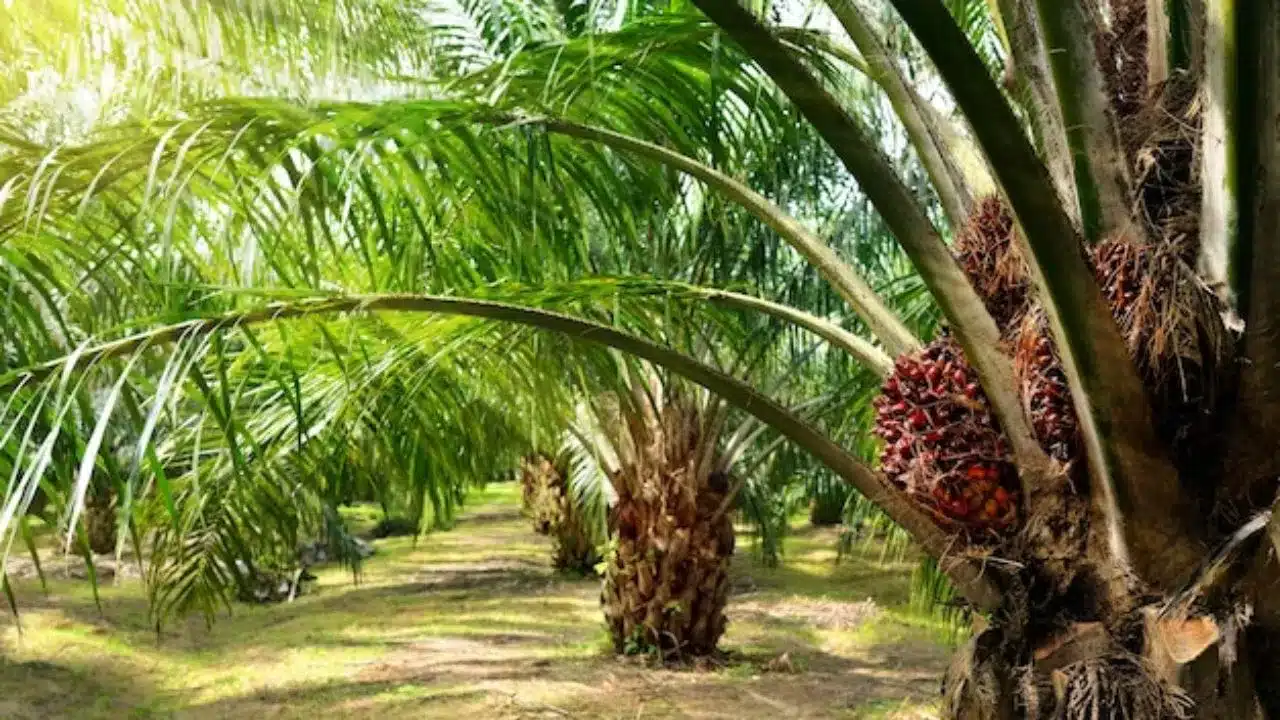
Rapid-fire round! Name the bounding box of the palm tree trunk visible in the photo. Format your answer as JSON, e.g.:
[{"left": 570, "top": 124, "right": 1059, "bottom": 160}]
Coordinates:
[
  {"left": 597, "top": 391, "right": 736, "bottom": 660},
  {"left": 808, "top": 497, "right": 845, "bottom": 526},
  {"left": 82, "top": 490, "right": 116, "bottom": 556},
  {"left": 807, "top": 478, "right": 847, "bottom": 526},
  {"left": 602, "top": 467, "right": 734, "bottom": 659},
  {"left": 549, "top": 506, "right": 599, "bottom": 576},
  {"left": 944, "top": 613, "right": 1261, "bottom": 719},
  {"left": 520, "top": 453, "right": 559, "bottom": 536}
]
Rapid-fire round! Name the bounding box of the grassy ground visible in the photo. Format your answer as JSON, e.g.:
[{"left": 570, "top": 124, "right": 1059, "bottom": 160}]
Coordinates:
[{"left": 0, "top": 483, "right": 955, "bottom": 718}]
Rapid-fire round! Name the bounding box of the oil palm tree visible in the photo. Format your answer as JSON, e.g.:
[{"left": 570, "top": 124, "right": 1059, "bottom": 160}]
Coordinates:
[
  {"left": 565, "top": 374, "right": 739, "bottom": 659},
  {"left": 3, "top": 0, "right": 1279, "bottom": 715},
  {"left": 519, "top": 447, "right": 603, "bottom": 574},
  {"left": 567, "top": 364, "right": 825, "bottom": 659},
  {"left": 689, "top": 1, "right": 1280, "bottom": 715}
]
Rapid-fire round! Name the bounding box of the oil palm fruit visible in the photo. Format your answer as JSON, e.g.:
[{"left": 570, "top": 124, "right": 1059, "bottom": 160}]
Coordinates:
[{"left": 873, "top": 336, "right": 1019, "bottom": 536}]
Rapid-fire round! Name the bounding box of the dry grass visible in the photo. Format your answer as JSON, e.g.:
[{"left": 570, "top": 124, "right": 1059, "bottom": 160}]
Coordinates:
[{"left": 0, "top": 484, "right": 953, "bottom": 718}]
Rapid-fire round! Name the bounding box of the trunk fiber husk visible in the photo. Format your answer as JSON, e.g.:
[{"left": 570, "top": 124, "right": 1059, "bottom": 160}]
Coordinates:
[{"left": 601, "top": 470, "right": 734, "bottom": 660}]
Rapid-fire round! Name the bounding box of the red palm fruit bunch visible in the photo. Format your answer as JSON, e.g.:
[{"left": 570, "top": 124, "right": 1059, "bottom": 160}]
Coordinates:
[
  {"left": 953, "top": 196, "right": 1081, "bottom": 476},
  {"left": 1011, "top": 311, "right": 1080, "bottom": 466},
  {"left": 1004, "top": 239, "right": 1228, "bottom": 477},
  {"left": 873, "top": 336, "right": 1019, "bottom": 536},
  {"left": 952, "top": 196, "right": 1029, "bottom": 329},
  {"left": 1004, "top": 238, "right": 1229, "bottom": 478}
]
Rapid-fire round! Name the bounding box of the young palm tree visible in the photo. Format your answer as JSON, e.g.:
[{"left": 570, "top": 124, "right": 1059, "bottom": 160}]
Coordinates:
[
  {"left": 3, "top": 0, "right": 1279, "bottom": 715},
  {"left": 605, "top": 404, "right": 731, "bottom": 658},
  {"left": 806, "top": 473, "right": 850, "bottom": 526}
]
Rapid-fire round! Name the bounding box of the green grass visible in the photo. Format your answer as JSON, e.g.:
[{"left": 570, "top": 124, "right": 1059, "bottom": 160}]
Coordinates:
[{"left": 0, "top": 483, "right": 948, "bottom": 718}]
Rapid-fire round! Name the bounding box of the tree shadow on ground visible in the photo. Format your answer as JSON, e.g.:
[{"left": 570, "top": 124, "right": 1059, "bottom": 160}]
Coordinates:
[
  {"left": 0, "top": 656, "right": 163, "bottom": 719},
  {"left": 168, "top": 634, "right": 944, "bottom": 719}
]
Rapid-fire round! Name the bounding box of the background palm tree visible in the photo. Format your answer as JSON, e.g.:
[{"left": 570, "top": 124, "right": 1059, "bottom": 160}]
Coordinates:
[
  {"left": 2, "top": 0, "right": 1279, "bottom": 716},
  {"left": 519, "top": 447, "right": 603, "bottom": 575}
]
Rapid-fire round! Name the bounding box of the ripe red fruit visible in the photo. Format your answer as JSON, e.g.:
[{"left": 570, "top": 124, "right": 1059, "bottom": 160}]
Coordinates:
[
  {"left": 874, "top": 336, "right": 1020, "bottom": 537},
  {"left": 1012, "top": 312, "right": 1081, "bottom": 465}
]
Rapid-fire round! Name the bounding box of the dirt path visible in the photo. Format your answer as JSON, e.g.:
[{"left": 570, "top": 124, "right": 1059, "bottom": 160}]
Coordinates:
[{"left": 0, "top": 485, "right": 951, "bottom": 719}]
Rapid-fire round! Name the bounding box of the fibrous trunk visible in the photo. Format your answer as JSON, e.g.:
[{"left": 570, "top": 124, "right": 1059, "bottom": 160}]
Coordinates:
[
  {"left": 599, "top": 398, "right": 734, "bottom": 660},
  {"left": 549, "top": 504, "right": 599, "bottom": 575},
  {"left": 945, "top": 610, "right": 1257, "bottom": 719},
  {"left": 520, "top": 453, "right": 562, "bottom": 536},
  {"left": 602, "top": 469, "right": 734, "bottom": 659},
  {"left": 83, "top": 490, "right": 116, "bottom": 556}
]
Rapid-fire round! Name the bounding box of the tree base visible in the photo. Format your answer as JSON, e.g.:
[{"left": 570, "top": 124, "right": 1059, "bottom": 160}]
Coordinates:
[{"left": 943, "top": 609, "right": 1262, "bottom": 719}]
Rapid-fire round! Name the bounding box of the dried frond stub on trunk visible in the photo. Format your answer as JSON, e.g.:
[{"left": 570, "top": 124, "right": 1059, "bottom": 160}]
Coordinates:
[
  {"left": 952, "top": 622, "right": 1199, "bottom": 719},
  {"left": 602, "top": 397, "right": 734, "bottom": 661},
  {"left": 873, "top": 336, "right": 1020, "bottom": 537},
  {"left": 1053, "top": 654, "right": 1194, "bottom": 720},
  {"left": 953, "top": 197, "right": 1030, "bottom": 329},
  {"left": 944, "top": 628, "right": 1011, "bottom": 718}
]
